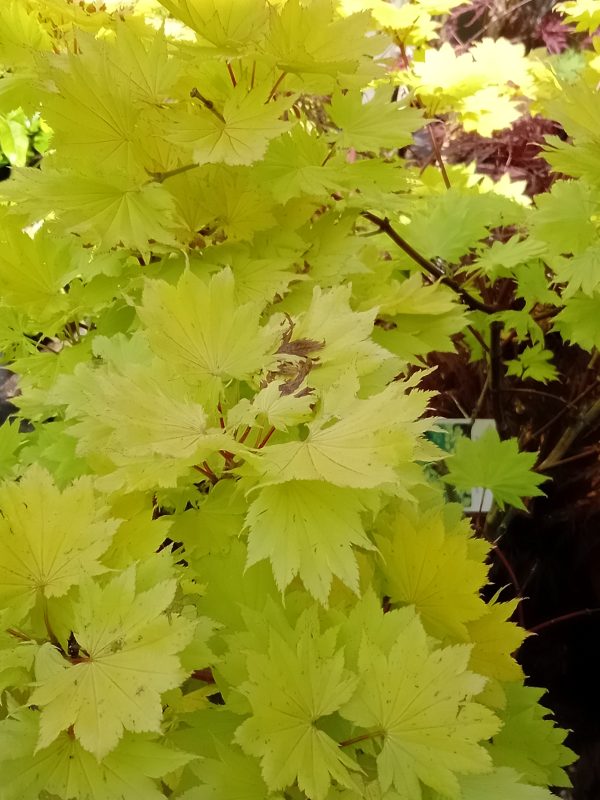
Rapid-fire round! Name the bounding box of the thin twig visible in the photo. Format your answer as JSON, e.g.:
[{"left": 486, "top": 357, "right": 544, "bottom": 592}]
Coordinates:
[
  {"left": 489, "top": 320, "right": 507, "bottom": 438},
  {"left": 193, "top": 463, "right": 219, "bottom": 485},
  {"left": 257, "top": 426, "right": 276, "bottom": 449},
  {"left": 447, "top": 392, "right": 469, "bottom": 418},
  {"left": 6, "top": 627, "right": 36, "bottom": 642},
  {"left": 266, "top": 71, "right": 287, "bottom": 103},
  {"left": 467, "top": 324, "right": 490, "bottom": 354},
  {"left": 500, "top": 387, "right": 568, "bottom": 404},
  {"left": 190, "top": 88, "right": 226, "bottom": 123},
  {"left": 361, "top": 212, "right": 497, "bottom": 314},
  {"left": 339, "top": 730, "right": 385, "bottom": 748},
  {"left": 541, "top": 444, "right": 600, "bottom": 470},
  {"left": 492, "top": 543, "right": 525, "bottom": 627},
  {"left": 529, "top": 378, "right": 599, "bottom": 441},
  {"left": 146, "top": 162, "right": 200, "bottom": 183},
  {"left": 238, "top": 426, "right": 252, "bottom": 445},
  {"left": 471, "top": 373, "right": 490, "bottom": 420},
  {"left": 321, "top": 142, "right": 336, "bottom": 167},
  {"left": 226, "top": 61, "right": 237, "bottom": 87},
  {"left": 426, "top": 123, "right": 451, "bottom": 189},
  {"left": 520, "top": 560, "right": 539, "bottom": 593},
  {"left": 529, "top": 607, "right": 600, "bottom": 634},
  {"left": 537, "top": 397, "right": 600, "bottom": 471}
]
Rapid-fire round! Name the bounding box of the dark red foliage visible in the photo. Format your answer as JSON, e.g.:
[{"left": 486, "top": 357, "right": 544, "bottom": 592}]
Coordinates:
[
  {"left": 537, "top": 11, "right": 574, "bottom": 52},
  {"left": 443, "top": 0, "right": 564, "bottom": 51},
  {"left": 445, "top": 115, "right": 566, "bottom": 196}
]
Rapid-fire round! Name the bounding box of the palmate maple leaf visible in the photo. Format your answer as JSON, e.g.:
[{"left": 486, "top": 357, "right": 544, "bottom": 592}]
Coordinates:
[
  {"left": 168, "top": 87, "right": 292, "bottom": 166},
  {"left": 156, "top": 0, "right": 269, "bottom": 52},
  {"left": 290, "top": 284, "right": 393, "bottom": 388},
  {"left": 375, "top": 507, "right": 488, "bottom": 640},
  {"left": 506, "top": 344, "right": 558, "bottom": 384},
  {"left": 467, "top": 596, "right": 528, "bottom": 683},
  {"left": 488, "top": 684, "right": 577, "bottom": 789},
  {"left": 0, "top": 220, "right": 80, "bottom": 324},
  {"left": 178, "top": 742, "right": 277, "bottom": 800},
  {"left": 137, "top": 268, "right": 280, "bottom": 385},
  {"left": 29, "top": 567, "right": 197, "bottom": 759},
  {"left": 329, "top": 91, "right": 423, "bottom": 151},
  {"left": 246, "top": 380, "right": 433, "bottom": 490},
  {"left": 265, "top": 0, "right": 376, "bottom": 80},
  {"left": 0, "top": 710, "right": 195, "bottom": 800},
  {"left": 553, "top": 290, "right": 600, "bottom": 352},
  {"left": 3, "top": 167, "right": 179, "bottom": 253},
  {"left": 245, "top": 479, "right": 375, "bottom": 604},
  {"left": 234, "top": 609, "right": 361, "bottom": 800},
  {"left": 256, "top": 125, "right": 343, "bottom": 202},
  {"left": 0, "top": 465, "right": 118, "bottom": 622},
  {"left": 427, "top": 767, "right": 558, "bottom": 800},
  {"left": 443, "top": 428, "right": 548, "bottom": 510},
  {"left": 340, "top": 614, "right": 500, "bottom": 799}
]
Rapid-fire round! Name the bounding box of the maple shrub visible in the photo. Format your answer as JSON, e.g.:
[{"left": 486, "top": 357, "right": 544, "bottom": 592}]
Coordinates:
[{"left": 2, "top": 0, "right": 600, "bottom": 798}]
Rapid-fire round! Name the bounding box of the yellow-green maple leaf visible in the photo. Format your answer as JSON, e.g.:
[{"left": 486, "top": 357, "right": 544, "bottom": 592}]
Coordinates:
[
  {"left": 247, "top": 381, "right": 433, "bottom": 490},
  {"left": 0, "top": 2, "right": 52, "bottom": 69},
  {"left": 340, "top": 615, "right": 499, "bottom": 798},
  {"left": 290, "top": 284, "right": 393, "bottom": 387},
  {"left": 466, "top": 597, "right": 528, "bottom": 682},
  {"left": 60, "top": 364, "right": 210, "bottom": 459},
  {"left": 266, "top": 0, "right": 375, "bottom": 81},
  {"left": 0, "top": 711, "right": 195, "bottom": 800},
  {"left": 0, "top": 631, "right": 35, "bottom": 694},
  {"left": 556, "top": 0, "right": 600, "bottom": 31},
  {"left": 472, "top": 236, "right": 547, "bottom": 279},
  {"left": 4, "top": 168, "right": 178, "bottom": 253},
  {"left": 488, "top": 684, "right": 576, "bottom": 788},
  {"left": 369, "top": 274, "right": 468, "bottom": 359},
  {"left": 138, "top": 268, "right": 279, "bottom": 385},
  {"left": 0, "top": 223, "right": 82, "bottom": 326},
  {"left": 41, "top": 47, "right": 142, "bottom": 176},
  {"left": 530, "top": 179, "right": 599, "bottom": 256},
  {"left": 552, "top": 245, "right": 600, "bottom": 297},
  {"left": 375, "top": 507, "right": 487, "bottom": 640},
  {"left": 402, "top": 190, "right": 496, "bottom": 263},
  {"left": 157, "top": 0, "right": 269, "bottom": 52},
  {"left": 29, "top": 567, "right": 196, "bottom": 758},
  {"left": 0, "top": 465, "right": 117, "bottom": 622},
  {"left": 0, "top": 419, "right": 23, "bottom": 481},
  {"left": 54, "top": 360, "right": 234, "bottom": 491},
  {"left": 168, "top": 165, "right": 276, "bottom": 243},
  {"left": 168, "top": 87, "right": 291, "bottom": 166},
  {"left": 427, "top": 767, "right": 558, "bottom": 800},
  {"left": 506, "top": 345, "right": 558, "bottom": 384},
  {"left": 180, "top": 742, "right": 275, "bottom": 800},
  {"left": 245, "top": 480, "right": 375, "bottom": 603},
  {"left": 460, "top": 87, "right": 521, "bottom": 137},
  {"left": 235, "top": 610, "right": 361, "bottom": 800},
  {"left": 228, "top": 381, "right": 314, "bottom": 432},
  {"left": 329, "top": 91, "right": 423, "bottom": 151},
  {"left": 105, "top": 24, "right": 181, "bottom": 107},
  {"left": 553, "top": 291, "right": 600, "bottom": 351},
  {"left": 412, "top": 38, "right": 532, "bottom": 103},
  {"left": 256, "top": 125, "right": 343, "bottom": 202}
]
